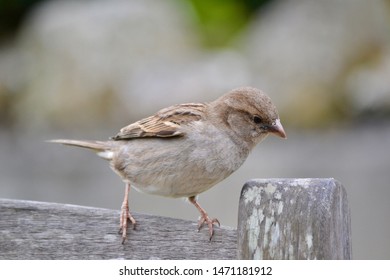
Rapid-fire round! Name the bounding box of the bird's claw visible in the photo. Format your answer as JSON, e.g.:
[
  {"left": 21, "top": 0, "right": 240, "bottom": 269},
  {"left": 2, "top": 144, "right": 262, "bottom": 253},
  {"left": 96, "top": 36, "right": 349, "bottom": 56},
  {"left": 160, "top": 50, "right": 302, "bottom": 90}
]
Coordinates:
[
  {"left": 198, "top": 215, "right": 220, "bottom": 241},
  {"left": 119, "top": 205, "right": 136, "bottom": 244}
]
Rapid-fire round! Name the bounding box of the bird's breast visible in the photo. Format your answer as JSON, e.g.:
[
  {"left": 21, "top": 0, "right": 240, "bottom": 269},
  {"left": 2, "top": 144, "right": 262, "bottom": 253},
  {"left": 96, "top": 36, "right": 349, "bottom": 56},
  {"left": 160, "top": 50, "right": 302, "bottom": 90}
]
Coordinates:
[{"left": 111, "top": 123, "right": 250, "bottom": 198}]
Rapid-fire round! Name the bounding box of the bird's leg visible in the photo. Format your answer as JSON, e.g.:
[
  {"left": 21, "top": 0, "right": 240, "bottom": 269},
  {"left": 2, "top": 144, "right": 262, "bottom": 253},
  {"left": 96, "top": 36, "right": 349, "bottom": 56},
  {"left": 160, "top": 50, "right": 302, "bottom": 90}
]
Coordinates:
[
  {"left": 119, "top": 183, "right": 136, "bottom": 244},
  {"left": 188, "top": 196, "right": 220, "bottom": 240}
]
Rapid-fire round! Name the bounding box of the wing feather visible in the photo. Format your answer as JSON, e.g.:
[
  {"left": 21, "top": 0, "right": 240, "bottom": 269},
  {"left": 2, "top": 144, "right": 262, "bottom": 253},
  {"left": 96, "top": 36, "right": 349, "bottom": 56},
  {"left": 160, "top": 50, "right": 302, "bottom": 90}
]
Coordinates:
[{"left": 111, "top": 103, "right": 206, "bottom": 140}]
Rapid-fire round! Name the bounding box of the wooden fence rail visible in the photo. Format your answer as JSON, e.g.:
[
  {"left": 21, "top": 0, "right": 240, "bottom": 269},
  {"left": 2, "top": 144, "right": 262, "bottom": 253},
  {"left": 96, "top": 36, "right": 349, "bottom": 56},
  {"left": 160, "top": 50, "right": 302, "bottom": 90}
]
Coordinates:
[{"left": 0, "top": 178, "right": 351, "bottom": 259}]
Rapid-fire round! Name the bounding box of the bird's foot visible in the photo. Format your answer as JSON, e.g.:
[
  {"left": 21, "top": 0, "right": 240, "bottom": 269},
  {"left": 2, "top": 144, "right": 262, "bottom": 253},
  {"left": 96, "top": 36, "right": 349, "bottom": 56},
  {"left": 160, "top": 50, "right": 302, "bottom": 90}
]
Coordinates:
[
  {"left": 118, "top": 205, "right": 136, "bottom": 244},
  {"left": 197, "top": 214, "right": 220, "bottom": 241}
]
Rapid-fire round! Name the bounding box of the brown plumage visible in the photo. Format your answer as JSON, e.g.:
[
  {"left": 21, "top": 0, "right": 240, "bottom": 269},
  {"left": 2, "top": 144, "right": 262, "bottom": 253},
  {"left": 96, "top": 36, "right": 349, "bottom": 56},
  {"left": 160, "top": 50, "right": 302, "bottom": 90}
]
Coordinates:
[
  {"left": 49, "top": 86, "right": 286, "bottom": 244},
  {"left": 112, "top": 103, "right": 206, "bottom": 139}
]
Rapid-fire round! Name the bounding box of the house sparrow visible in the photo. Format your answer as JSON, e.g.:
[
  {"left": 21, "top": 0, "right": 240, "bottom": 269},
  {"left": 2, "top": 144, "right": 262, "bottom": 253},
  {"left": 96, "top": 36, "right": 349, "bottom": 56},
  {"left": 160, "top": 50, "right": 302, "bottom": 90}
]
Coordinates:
[{"left": 50, "top": 86, "right": 286, "bottom": 244}]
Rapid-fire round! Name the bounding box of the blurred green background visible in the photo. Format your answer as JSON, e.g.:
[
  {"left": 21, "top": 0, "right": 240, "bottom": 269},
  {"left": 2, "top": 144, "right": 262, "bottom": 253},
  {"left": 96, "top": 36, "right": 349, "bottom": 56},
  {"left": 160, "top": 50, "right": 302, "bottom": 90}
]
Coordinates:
[{"left": 1, "top": 0, "right": 390, "bottom": 259}]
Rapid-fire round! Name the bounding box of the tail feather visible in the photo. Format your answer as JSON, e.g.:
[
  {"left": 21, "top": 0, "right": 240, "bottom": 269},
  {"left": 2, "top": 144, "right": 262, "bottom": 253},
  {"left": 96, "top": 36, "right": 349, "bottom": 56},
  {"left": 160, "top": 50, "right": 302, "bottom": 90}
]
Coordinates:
[{"left": 47, "top": 139, "right": 114, "bottom": 160}]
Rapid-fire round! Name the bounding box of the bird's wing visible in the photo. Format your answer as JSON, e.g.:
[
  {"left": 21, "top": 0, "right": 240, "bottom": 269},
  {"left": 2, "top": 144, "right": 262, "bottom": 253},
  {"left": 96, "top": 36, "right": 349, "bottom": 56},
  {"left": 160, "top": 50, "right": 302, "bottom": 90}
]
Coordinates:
[{"left": 111, "top": 103, "right": 206, "bottom": 140}]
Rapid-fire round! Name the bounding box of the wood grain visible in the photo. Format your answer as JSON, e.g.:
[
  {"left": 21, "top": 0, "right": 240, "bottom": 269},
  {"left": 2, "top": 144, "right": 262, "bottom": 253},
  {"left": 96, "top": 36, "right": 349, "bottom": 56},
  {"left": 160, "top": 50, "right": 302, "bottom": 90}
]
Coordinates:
[
  {"left": 237, "top": 178, "right": 352, "bottom": 259},
  {"left": 1, "top": 178, "right": 352, "bottom": 260},
  {"left": 0, "top": 199, "right": 237, "bottom": 259}
]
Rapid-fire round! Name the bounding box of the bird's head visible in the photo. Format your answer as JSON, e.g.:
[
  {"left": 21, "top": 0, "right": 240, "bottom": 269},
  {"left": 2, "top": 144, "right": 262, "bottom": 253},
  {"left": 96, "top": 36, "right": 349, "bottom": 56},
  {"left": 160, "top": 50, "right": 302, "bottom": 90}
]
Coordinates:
[{"left": 211, "top": 86, "right": 286, "bottom": 149}]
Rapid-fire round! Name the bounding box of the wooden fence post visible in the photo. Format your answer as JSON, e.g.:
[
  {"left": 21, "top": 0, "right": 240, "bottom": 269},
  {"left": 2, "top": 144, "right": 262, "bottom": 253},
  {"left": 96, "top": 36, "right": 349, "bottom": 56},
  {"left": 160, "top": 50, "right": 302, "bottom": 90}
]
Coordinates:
[
  {"left": 0, "top": 178, "right": 352, "bottom": 259},
  {"left": 237, "top": 178, "right": 352, "bottom": 259}
]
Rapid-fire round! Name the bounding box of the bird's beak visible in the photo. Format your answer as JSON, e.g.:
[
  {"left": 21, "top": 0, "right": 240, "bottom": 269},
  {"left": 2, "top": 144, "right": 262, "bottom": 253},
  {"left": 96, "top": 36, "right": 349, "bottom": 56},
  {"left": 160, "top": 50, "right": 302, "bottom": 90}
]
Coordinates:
[{"left": 268, "top": 119, "right": 287, "bottom": 139}]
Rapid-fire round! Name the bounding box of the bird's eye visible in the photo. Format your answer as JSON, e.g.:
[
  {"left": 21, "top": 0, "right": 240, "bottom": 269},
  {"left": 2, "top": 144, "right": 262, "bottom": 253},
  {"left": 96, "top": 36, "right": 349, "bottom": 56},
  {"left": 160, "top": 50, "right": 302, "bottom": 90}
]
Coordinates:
[{"left": 253, "top": 116, "right": 262, "bottom": 124}]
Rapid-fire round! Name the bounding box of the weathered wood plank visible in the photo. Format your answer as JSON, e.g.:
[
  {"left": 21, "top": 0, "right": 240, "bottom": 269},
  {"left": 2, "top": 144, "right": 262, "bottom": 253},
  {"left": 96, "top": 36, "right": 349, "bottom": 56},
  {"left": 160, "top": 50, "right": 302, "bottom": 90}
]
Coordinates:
[
  {"left": 237, "top": 178, "right": 352, "bottom": 259},
  {"left": 1, "top": 178, "right": 352, "bottom": 260},
  {"left": 0, "top": 199, "right": 237, "bottom": 260}
]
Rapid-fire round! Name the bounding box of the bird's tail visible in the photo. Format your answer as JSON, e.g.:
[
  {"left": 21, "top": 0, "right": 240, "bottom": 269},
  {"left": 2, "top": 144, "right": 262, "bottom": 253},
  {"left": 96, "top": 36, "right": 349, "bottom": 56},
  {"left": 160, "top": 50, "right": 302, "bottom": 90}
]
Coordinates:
[{"left": 47, "top": 139, "right": 115, "bottom": 160}]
